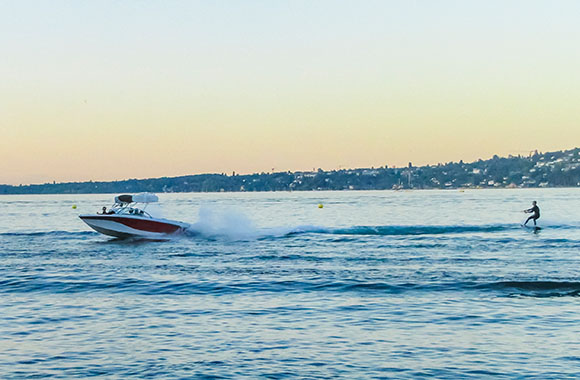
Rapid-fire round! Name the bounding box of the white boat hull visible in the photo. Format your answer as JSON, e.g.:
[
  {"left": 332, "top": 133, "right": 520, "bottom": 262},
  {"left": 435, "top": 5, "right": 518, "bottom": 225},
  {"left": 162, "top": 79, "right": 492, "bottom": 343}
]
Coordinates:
[{"left": 79, "top": 214, "right": 189, "bottom": 239}]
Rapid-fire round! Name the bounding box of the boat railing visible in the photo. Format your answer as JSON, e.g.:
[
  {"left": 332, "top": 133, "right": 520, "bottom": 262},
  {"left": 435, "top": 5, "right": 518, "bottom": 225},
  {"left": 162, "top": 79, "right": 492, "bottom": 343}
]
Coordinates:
[{"left": 110, "top": 202, "right": 153, "bottom": 219}]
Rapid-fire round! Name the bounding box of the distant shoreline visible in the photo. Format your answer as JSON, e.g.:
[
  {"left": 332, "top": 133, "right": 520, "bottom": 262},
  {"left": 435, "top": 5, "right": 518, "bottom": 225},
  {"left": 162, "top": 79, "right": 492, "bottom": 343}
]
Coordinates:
[
  {"left": 2, "top": 148, "right": 579, "bottom": 195},
  {"left": 2, "top": 186, "right": 580, "bottom": 197}
]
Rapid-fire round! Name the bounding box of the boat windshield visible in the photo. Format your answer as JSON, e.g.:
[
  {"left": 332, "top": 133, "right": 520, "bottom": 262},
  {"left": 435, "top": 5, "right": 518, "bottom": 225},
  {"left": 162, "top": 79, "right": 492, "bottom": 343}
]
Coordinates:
[{"left": 108, "top": 202, "right": 153, "bottom": 218}]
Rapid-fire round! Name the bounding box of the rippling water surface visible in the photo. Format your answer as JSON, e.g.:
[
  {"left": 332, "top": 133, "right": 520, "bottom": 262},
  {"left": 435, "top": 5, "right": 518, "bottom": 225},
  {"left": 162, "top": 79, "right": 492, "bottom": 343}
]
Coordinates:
[{"left": 1, "top": 189, "right": 580, "bottom": 379}]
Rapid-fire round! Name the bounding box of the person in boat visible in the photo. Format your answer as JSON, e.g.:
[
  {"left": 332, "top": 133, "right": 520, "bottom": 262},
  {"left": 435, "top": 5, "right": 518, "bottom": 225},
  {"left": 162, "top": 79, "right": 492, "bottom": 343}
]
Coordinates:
[
  {"left": 100, "top": 206, "right": 115, "bottom": 215},
  {"left": 523, "top": 201, "right": 540, "bottom": 226}
]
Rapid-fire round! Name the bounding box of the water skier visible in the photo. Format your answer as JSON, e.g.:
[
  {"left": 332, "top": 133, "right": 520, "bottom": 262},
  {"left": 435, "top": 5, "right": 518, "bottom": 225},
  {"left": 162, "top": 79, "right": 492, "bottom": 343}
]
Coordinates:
[{"left": 523, "top": 201, "right": 540, "bottom": 226}]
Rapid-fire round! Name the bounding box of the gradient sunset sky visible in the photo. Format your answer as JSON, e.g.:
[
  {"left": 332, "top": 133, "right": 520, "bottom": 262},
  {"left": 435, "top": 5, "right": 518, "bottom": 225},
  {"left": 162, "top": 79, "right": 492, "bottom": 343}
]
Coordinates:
[{"left": 1, "top": 1, "right": 579, "bottom": 185}]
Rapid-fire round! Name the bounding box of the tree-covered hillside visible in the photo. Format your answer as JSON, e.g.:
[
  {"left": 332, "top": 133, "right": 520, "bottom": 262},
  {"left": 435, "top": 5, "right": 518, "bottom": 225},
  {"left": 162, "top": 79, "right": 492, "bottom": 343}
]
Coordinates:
[{"left": 1, "top": 148, "right": 579, "bottom": 194}]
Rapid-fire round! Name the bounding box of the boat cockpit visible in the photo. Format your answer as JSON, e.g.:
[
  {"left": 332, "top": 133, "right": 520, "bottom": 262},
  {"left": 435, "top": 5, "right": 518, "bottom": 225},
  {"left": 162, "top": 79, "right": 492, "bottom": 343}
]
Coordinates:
[
  {"left": 111, "top": 204, "right": 153, "bottom": 218},
  {"left": 99, "top": 193, "right": 159, "bottom": 219}
]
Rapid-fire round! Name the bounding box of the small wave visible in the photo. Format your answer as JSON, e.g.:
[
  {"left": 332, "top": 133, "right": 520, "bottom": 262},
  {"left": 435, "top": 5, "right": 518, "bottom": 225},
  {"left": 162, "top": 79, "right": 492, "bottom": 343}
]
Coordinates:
[
  {"left": 0, "top": 277, "right": 422, "bottom": 296},
  {"left": 4, "top": 276, "right": 579, "bottom": 298},
  {"left": 481, "top": 280, "right": 580, "bottom": 297},
  {"left": 0, "top": 230, "right": 96, "bottom": 237}
]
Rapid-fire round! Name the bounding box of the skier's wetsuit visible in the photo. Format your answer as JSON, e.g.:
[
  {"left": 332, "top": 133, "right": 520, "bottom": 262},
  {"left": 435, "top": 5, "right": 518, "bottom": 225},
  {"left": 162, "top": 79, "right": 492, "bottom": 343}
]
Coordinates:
[{"left": 525, "top": 205, "right": 540, "bottom": 226}]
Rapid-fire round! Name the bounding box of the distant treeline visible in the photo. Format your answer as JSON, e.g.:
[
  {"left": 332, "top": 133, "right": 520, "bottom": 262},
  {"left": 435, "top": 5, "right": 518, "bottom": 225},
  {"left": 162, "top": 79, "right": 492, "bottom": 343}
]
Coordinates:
[{"left": 2, "top": 148, "right": 579, "bottom": 194}]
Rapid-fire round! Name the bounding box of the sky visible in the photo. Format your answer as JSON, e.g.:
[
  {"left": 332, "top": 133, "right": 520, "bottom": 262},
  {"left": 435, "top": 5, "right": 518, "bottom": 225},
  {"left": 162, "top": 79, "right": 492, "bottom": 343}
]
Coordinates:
[{"left": 1, "top": 0, "right": 579, "bottom": 185}]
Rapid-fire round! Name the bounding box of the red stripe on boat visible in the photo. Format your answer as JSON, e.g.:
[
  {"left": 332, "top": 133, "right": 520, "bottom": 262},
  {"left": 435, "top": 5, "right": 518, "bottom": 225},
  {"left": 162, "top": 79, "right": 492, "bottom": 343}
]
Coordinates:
[{"left": 81, "top": 216, "right": 181, "bottom": 233}]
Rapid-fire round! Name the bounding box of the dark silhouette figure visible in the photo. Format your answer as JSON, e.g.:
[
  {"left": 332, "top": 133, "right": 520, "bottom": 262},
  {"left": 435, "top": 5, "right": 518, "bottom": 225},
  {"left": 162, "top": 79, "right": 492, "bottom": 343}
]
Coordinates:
[{"left": 524, "top": 201, "right": 540, "bottom": 226}]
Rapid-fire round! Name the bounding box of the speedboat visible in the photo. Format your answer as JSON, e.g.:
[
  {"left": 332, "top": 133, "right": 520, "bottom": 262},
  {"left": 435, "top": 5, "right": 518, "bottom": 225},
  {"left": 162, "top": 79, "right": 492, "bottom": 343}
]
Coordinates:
[{"left": 79, "top": 193, "right": 189, "bottom": 239}]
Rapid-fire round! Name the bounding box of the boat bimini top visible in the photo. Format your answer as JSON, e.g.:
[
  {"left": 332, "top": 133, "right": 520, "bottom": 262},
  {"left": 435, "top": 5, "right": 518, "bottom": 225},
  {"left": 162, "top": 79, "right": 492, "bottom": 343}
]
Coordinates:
[
  {"left": 114, "top": 193, "right": 159, "bottom": 204},
  {"left": 110, "top": 192, "right": 159, "bottom": 217}
]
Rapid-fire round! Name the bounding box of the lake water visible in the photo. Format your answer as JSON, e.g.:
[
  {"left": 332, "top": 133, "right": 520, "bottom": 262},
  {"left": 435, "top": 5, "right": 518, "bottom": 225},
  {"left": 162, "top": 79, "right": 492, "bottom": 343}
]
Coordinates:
[{"left": 1, "top": 189, "right": 580, "bottom": 379}]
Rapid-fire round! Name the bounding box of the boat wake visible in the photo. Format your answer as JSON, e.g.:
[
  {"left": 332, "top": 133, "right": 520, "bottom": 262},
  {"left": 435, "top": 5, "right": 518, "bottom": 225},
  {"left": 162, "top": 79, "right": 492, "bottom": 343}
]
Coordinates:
[
  {"left": 174, "top": 206, "right": 580, "bottom": 241},
  {"left": 3, "top": 206, "right": 579, "bottom": 241},
  {"left": 182, "top": 222, "right": 580, "bottom": 241},
  {"left": 2, "top": 222, "right": 579, "bottom": 241}
]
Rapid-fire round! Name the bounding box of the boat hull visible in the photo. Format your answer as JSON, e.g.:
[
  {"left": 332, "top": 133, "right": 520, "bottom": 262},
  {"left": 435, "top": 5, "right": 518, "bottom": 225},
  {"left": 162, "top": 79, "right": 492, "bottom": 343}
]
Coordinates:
[{"left": 79, "top": 214, "right": 189, "bottom": 239}]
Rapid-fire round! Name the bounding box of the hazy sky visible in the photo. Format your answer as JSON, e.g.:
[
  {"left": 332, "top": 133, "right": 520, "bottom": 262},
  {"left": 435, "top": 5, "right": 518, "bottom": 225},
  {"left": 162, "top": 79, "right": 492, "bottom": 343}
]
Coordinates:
[{"left": 1, "top": 1, "right": 579, "bottom": 185}]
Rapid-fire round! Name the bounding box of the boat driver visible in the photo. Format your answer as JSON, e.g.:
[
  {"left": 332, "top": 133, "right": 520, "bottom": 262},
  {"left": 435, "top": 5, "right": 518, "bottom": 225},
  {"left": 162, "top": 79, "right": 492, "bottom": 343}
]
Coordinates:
[{"left": 100, "top": 206, "right": 115, "bottom": 215}]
